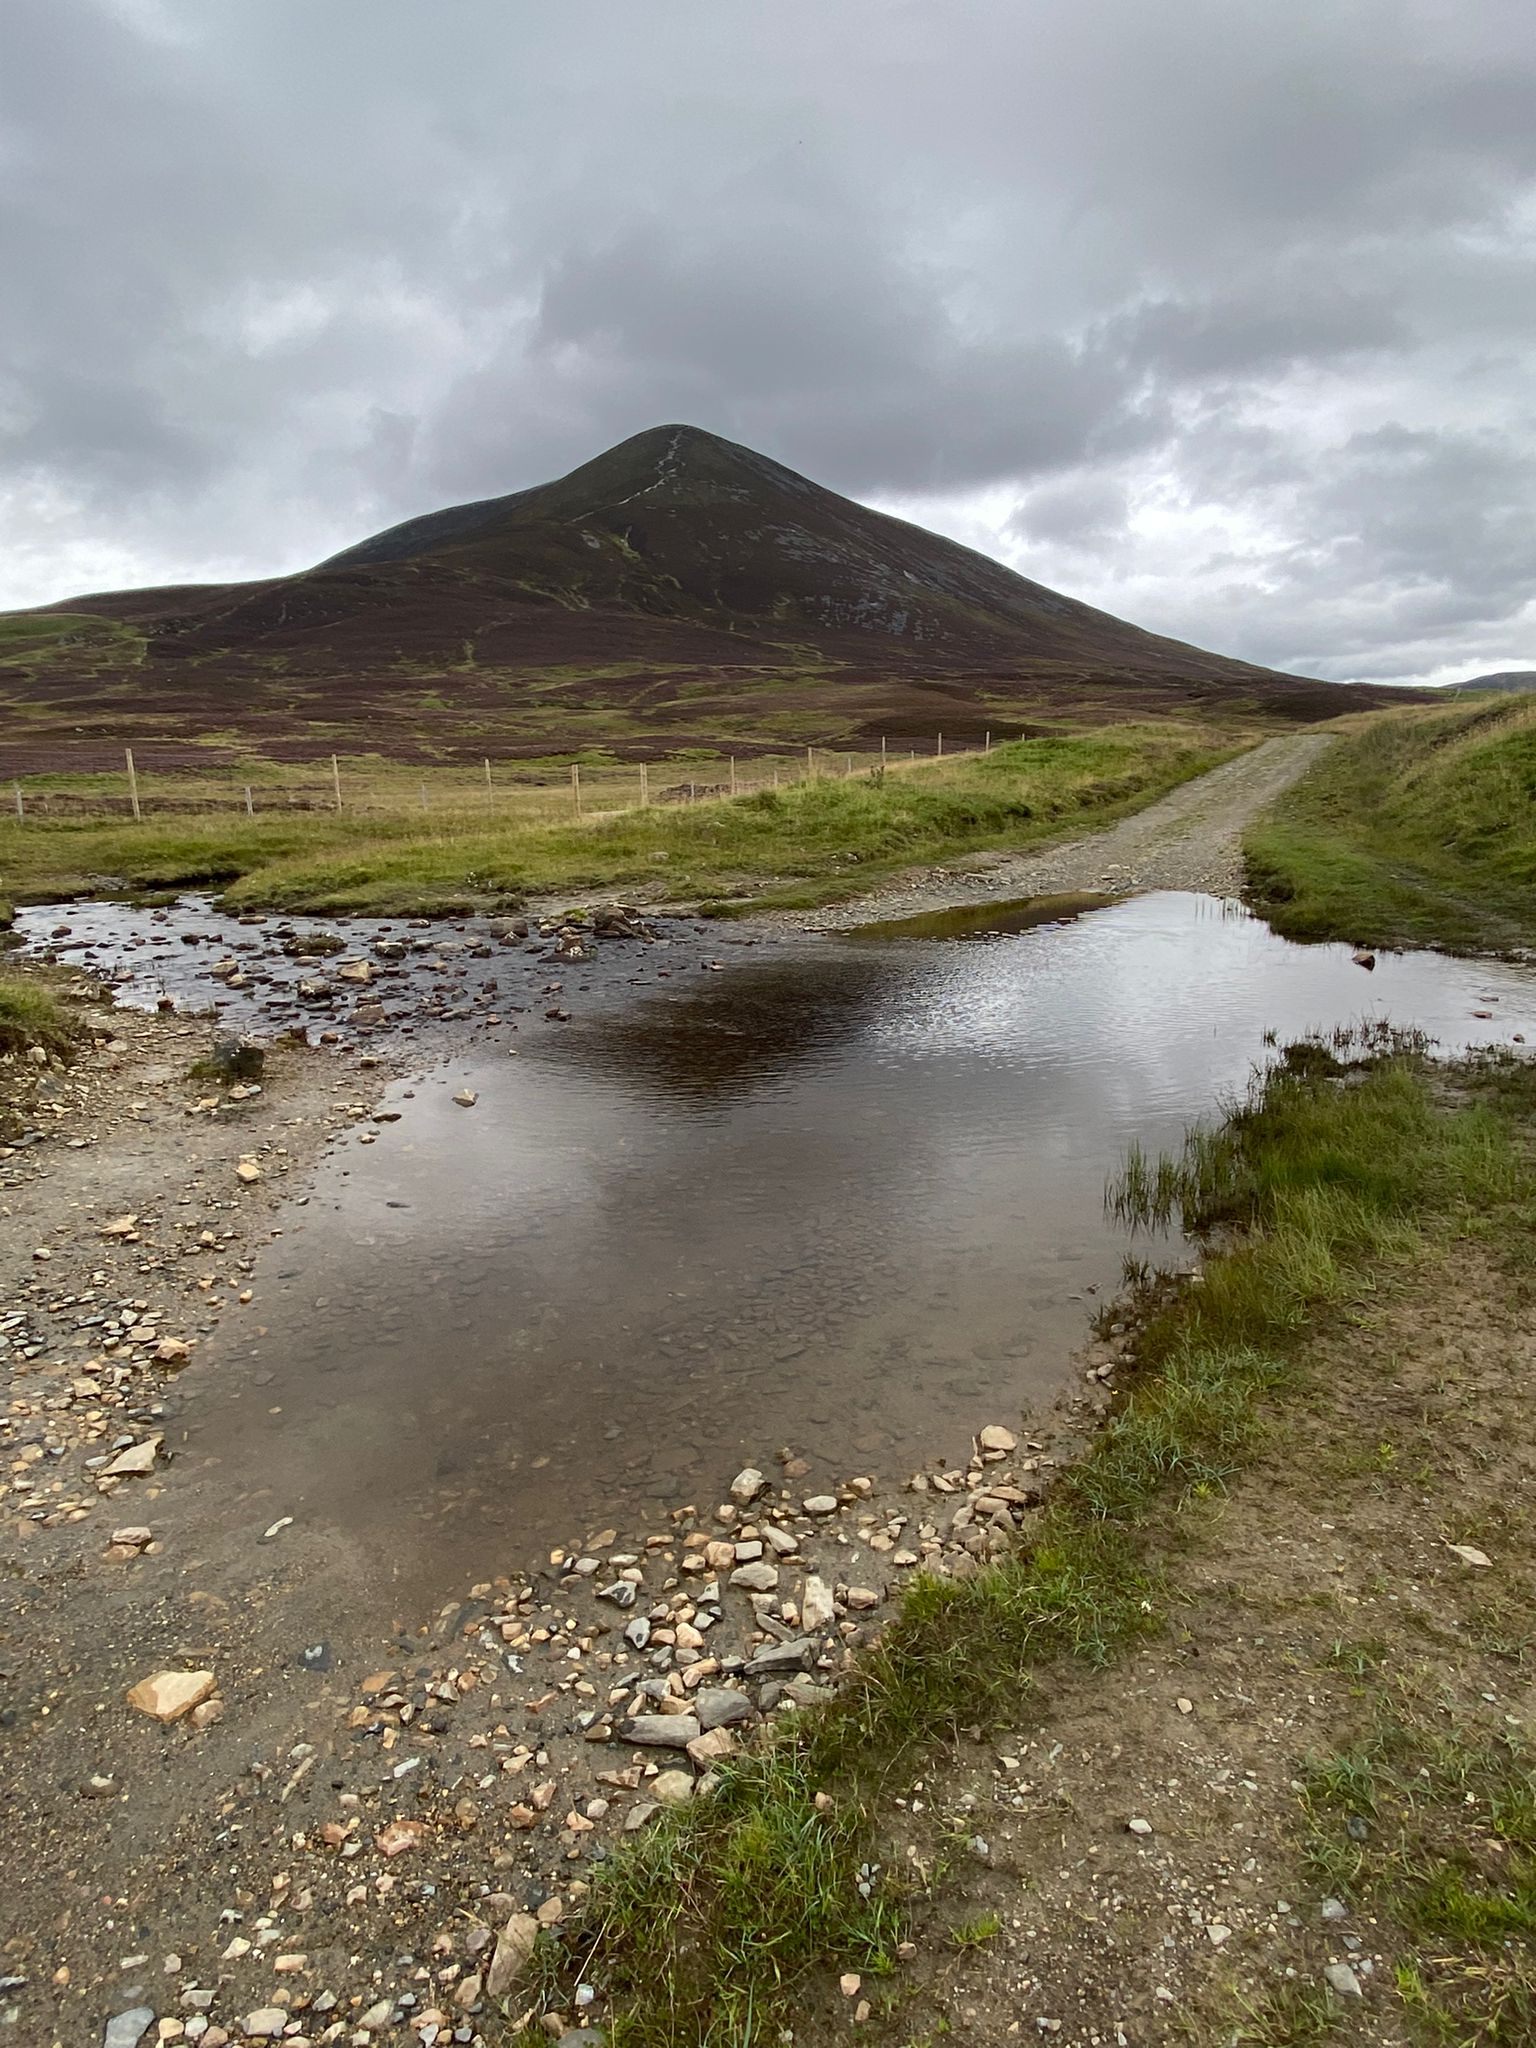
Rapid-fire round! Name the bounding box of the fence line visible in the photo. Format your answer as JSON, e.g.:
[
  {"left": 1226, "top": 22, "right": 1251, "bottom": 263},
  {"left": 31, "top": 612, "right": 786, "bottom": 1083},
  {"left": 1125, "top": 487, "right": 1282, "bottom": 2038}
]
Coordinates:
[{"left": 1, "top": 732, "right": 1012, "bottom": 827}]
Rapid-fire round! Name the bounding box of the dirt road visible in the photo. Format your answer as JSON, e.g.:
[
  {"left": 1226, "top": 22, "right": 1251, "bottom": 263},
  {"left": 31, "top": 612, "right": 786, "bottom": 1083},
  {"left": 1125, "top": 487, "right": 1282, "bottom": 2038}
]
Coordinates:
[{"left": 791, "top": 729, "right": 1333, "bottom": 930}]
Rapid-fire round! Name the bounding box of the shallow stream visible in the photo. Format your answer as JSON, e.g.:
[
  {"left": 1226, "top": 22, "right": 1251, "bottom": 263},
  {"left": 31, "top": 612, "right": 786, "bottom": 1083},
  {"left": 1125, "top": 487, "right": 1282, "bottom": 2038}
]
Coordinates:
[{"left": 21, "top": 888, "right": 1536, "bottom": 1620}]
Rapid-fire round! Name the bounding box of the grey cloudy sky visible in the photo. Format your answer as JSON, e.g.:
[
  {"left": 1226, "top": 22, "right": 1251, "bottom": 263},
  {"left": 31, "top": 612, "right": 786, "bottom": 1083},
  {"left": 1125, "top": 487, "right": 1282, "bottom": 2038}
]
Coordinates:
[{"left": 2, "top": 0, "right": 1533, "bottom": 684}]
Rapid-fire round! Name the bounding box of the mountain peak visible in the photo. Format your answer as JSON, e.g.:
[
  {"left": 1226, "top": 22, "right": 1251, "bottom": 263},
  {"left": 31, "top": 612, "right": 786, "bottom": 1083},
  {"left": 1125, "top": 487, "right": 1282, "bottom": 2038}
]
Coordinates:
[
  {"left": 317, "top": 423, "right": 1285, "bottom": 677},
  {"left": 10, "top": 423, "right": 1378, "bottom": 775}
]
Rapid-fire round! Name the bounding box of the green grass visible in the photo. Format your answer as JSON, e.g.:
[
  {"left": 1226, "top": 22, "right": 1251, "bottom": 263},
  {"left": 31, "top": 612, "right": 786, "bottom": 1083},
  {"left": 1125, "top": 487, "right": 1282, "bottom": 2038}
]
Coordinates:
[
  {"left": 1303, "top": 1698, "right": 1536, "bottom": 2041},
  {"left": 946, "top": 1912, "right": 1003, "bottom": 1952},
  {"left": 0, "top": 972, "right": 81, "bottom": 1058},
  {"left": 540, "top": 1040, "right": 1532, "bottom": 2047},
  {"left": 0, "top": 727, "right": 1230, "bottom": 917},
  {"left": 1245, "top": 698, "right": 1536, "bottom": 952}
]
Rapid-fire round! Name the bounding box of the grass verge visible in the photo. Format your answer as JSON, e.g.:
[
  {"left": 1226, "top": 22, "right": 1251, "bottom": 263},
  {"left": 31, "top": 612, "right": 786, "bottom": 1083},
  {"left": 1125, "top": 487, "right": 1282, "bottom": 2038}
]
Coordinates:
[
  {"left": 0, "top": 727, "right": 1230, "bottom": 916},
  {"left": 0, "top": 971, "right": 82, "bottom": 1059},
  {"left": 523, "top": 1039, "right": 1533, "bottom": 2045},
  {"left": 1244, "top": 697, "right": 1536, "bottom": 952}
]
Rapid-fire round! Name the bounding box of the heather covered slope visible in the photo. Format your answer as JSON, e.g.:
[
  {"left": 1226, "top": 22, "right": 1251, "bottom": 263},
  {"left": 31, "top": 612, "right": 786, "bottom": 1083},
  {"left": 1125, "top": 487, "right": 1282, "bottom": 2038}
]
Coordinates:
[
  {"left": 2, "top": 426, "right": 1395, "bottom": 769},
  {"left": 316, "top": 423, "right": 1274, "bottom": 677}
]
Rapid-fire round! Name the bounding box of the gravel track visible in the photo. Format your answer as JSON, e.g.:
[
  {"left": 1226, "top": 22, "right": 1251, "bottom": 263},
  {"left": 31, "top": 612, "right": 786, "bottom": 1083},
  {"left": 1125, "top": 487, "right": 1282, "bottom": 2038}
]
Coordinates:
[{"left": 788, "top": 730, "right": 1333, "bottom": 930}]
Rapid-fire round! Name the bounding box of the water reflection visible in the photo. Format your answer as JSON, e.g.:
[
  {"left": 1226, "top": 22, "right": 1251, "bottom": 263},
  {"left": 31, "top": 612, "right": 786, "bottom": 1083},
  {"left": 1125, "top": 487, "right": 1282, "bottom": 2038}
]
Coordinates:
[
  {"left": 178, "top": 890, "right": 1536, "bottom": 1620},
  {"left": 844, "top": 891, "right": 1113, "bottom": 942}
]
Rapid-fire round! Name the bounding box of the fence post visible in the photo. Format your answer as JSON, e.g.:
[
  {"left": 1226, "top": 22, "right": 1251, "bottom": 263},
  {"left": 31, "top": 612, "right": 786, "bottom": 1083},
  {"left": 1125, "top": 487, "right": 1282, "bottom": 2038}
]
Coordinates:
[
  {"left": 125, "top": 748, "right": 142, "bottom": 821},
  {"left": 936, "top": 732, "right": 943, "bottom": 757},
  {"left": 729, "top": 755, "right": 737, "bottom": 796},
  {"left": 806, "top": 745, "right": 815, "bottom": 781},
  {"left": 420, "top": 783, "right": 429, "bottom": 811},
  {"left": 639, "top": 762, "right": 649, "bottom": 807},
  {"left": 571, "top": 762, "right": 582, "bottom": 815},
  {"left": 984, "top": 731, "right": 991, "bottom": 753},
  {"left": 331, "top": 754, "right": 343, "bottom": 812},
  {"left": 484, "top": 758, "right": 493, "bottom": 802},
  {"left": 880, "top": 735, "right": 887, "bottom": 764},
  {"left": 13, "top": 781, "right": 23, "bottom": 821},
  {"left": 244, "top": 785, "right": 254, "bottom": 816}
]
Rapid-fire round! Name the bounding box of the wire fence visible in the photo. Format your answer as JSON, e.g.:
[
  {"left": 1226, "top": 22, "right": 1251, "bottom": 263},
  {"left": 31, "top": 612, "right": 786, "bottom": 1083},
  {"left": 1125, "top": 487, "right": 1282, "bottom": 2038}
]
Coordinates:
[{"left": 3, "top": 733, "right": 1005, "bottom": 827}]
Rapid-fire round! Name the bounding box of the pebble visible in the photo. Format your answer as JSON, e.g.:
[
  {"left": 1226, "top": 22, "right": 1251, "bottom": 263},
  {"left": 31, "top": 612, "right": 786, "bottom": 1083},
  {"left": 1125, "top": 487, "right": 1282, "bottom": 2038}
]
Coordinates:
[
  {"left": 743, "top": 1637, "right": 813, "bottom": 1675},
  {"left": 800, "top": 1575, "right": 836, "bottom": 1630},
  {"left": 104, "top": 2011, "right": 156, "bottom": 2048},
  {"left": 1325, "top": 1961, "right": 1364, "bottom": 1998},
  {"left": 729, "top": 1561, "right": 779, "bottom": 1593},
  {"left": 686, "top": 1726, "right": 736, "bottom": 1766},
  {"left": 694, "top": 1688, "right": 756, "bottom": 1732},
  {"left": 102, "top": 1438, "right": 161, "bottom": 1478},
  {"left": 624, "top": 1714, "right": 701, "bottom": 1749},
  {"left": 485, "top": 1913, "right": 539, "bottom": 1998},
  {"left": 802, "top": 1494, "right": 838, "bottom": 1516},
  {"left": 126, "top": 1671, "right": 216, "bottom": 1723}
]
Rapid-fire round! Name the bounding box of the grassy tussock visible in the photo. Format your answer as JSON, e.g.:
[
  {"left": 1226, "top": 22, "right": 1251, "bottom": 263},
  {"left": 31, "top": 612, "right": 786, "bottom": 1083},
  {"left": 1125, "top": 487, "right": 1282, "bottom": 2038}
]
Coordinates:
[
  {"left": 549, "top": 1041, "right": 1530, "bottom": 2047},
  {"left": 0, "top": 972, "right": 80, "bottom": 1058},
  {"left": 1244, "top": 697, "right": 1536, "bottom": 952},
  {"left": 0, "top": 728, "right": 1225, "bottom": 916}
]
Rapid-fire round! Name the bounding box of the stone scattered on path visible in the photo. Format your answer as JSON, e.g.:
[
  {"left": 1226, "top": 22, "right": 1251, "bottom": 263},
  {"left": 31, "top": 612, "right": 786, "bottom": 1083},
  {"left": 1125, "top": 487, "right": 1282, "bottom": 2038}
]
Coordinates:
[
  {"left": 485, "top": 1912, "right": 540, "bottom": 1998},
  {"left": 101, "top": 1438, "right": 162, "bottom": 1479},
  {"left": 624, "top": 1713, "right": 701, "bottom": 1750},
  {"left": 103, "top": 2010, "right": 155, "bottom": 2048},
  {"left": 126, "top": 1670, "right": 217, "bottom": 1723},
  {"left": 801, "top": 1574, "right": 836, "bottom": 1630},
  {"left": 241, "top": 2010, "right": 288, "bottom": 2039}
]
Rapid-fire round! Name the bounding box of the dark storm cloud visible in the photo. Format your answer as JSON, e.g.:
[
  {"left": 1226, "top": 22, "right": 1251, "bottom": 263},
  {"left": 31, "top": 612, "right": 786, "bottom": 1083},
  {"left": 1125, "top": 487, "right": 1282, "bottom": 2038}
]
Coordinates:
[{"left": 1, "top": 0, "right": 1533, "bottom": 683}]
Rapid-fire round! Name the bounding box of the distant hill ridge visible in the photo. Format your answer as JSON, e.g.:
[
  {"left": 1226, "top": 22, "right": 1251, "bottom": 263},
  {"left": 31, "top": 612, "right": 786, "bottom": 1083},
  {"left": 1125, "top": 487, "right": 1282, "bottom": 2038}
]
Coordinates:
[
  {"left": 1450, "top": 670, "right": 1536, "bottom": 694},
  {"left": 1, "top": 424, "right": 1411, "bottom": 767}
]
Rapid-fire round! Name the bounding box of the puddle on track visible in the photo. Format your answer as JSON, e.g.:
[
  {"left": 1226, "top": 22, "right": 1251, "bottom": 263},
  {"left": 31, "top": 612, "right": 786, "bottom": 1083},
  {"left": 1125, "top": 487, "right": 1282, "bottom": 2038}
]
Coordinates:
[
  {"left": 37, "top": 890, "right": 1536, "bottom": 1627},
  {"left": 843, "top": 890, "right": 1114, "bottom": 942}
]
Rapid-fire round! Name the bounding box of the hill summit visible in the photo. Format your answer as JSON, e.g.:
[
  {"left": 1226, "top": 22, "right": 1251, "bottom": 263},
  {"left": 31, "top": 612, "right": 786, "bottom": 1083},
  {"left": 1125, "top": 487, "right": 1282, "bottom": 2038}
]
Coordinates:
[
  {"left": 313, "top": 421, "right": 1268, "bottom": 674},
  {"left": 4, "top": 424, "right": 1387, "bottom": 767}
]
